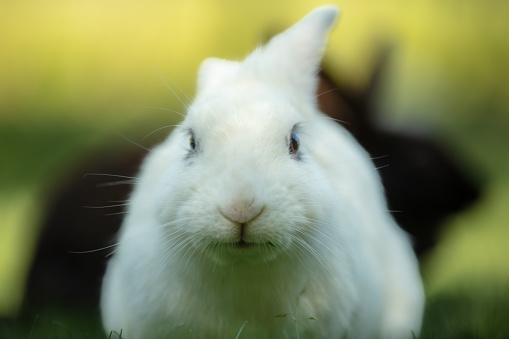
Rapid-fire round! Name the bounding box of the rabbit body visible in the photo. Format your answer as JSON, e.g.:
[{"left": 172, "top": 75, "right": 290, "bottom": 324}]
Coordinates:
[{"left": 101, "top": 6, "right": 424, "bottom": 339}]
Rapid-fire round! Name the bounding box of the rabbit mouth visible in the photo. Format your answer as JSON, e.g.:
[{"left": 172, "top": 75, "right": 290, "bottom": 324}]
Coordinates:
[
  {"left": 214, "top": 240, "right": 280, "bottom": 263},
  {"left": 234, "top": 239, "right": 253, "bottom": 249},
  {"left": 229, "top": 239, "right": 276, "bottom": 249}
]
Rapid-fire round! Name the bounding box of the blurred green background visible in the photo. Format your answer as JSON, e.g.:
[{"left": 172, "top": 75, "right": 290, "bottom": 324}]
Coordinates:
[{"left": 1, "top": 0, "right": 508, "bottom": 335}]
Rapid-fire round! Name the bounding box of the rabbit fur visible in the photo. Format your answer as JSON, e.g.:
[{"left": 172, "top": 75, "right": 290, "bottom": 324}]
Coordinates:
[{"left": 101, "top": 6, "right": 424, "bottom": 339}]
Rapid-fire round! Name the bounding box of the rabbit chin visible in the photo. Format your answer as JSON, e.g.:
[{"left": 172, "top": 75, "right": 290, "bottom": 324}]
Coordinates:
[{"left": 203, "top": 239, "right": 287, "bottom": 266}]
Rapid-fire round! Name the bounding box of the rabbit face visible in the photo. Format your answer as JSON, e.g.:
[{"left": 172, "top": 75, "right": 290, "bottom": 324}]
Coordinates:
[{"left": 152, "top": 89, "right": 335, "bottom": 266}]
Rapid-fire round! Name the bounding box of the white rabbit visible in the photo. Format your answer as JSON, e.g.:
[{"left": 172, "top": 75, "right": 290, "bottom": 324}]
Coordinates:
[{"left": 101, "top": 6, "right": 424, "bottom": 339}]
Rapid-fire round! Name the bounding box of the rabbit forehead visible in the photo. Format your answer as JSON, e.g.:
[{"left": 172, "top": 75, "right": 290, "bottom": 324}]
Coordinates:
[{"left": 187, "top": 89, "right": 302, "bottom": 140}]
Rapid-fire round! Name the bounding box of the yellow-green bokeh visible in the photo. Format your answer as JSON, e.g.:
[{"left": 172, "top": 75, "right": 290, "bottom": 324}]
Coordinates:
[{"left": 1, "top": 0, "right": 508, "bottom": 316}]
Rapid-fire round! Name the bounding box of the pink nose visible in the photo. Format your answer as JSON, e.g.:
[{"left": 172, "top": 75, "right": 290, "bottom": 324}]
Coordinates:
[{"left": 219, "top": 198, "right": 264, "bottom": 224}]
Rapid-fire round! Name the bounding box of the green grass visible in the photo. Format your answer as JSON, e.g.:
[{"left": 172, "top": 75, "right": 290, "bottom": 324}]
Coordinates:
[
  {"left": 2, "top": 287, "right": 508, "bottom": 339},
  {"left": 420, "top": 286, "right": 509, "bottom": 339},
  {"left": 0, "top": 306, "right": 104, "bottom": 339}
]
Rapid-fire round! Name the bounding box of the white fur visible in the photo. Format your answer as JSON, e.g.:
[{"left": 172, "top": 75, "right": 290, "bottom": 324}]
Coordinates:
[{"left": 101, "top": 6, "right": 424, "bottom": 338}]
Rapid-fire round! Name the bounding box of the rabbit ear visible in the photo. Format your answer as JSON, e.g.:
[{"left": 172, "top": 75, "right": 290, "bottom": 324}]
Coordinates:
[
  {"left": 197, "top": 58, "right": 241, "bottom": 95},
  {"left": 245, "top": 6, "right": 339, "bottom": 97},
  {"left": 196, "top": 6, "right": 339, "bottom": 101}
]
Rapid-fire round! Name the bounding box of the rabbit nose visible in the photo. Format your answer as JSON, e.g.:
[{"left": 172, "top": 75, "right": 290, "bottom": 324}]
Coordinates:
[{"left": 219, "top": 197, "right": 265, "bottom": 224}]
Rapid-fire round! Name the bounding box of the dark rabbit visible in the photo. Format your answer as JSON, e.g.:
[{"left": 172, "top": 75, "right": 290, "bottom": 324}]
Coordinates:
[{"left": 317, "top": 46, "right": 480, "bottom": 255}]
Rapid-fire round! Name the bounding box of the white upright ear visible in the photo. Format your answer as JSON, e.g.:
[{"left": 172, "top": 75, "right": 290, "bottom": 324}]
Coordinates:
[
  {"left": 197, "top": 58, "right": 241, "bottom": 96},
  {"left": 195, "top": 6, "right": 339, "bottom": 101},
  {"left": 245, "top": 5, "right": 340, "bottom": 97}
]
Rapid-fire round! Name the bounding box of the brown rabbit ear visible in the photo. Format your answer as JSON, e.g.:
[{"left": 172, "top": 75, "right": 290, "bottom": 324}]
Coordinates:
[
  {"left": 362, "top": 43, "right": 394, "bottom": 108},
  {"left": 316, "top": 43, "right": 395, "bottom": 137},
  {"left": 316, "top": 71, "right": 357, "bottom": 131}
]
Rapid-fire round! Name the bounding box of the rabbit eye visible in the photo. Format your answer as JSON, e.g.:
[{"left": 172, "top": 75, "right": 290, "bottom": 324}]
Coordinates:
[
  {"left": 189, "top": 136, "right": 197, "bottom": 150},
  {"left": 289, "top": 133, "right": 300, "bottom": 154}
]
